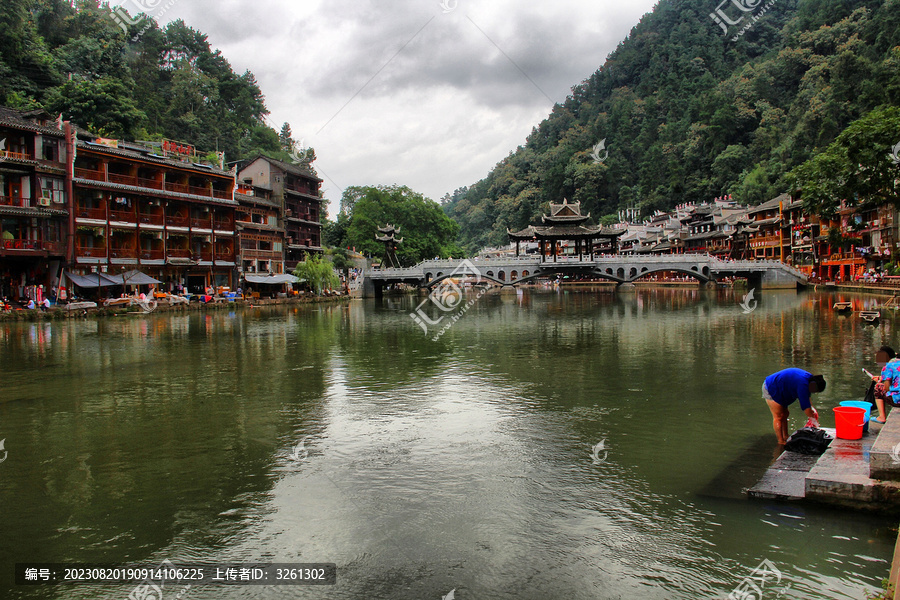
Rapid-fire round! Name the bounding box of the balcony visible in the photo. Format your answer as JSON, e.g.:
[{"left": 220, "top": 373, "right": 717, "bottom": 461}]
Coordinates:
[
  {"left": 2, "top": 239, "right": 60, "bottom": 253},
  {"left": 108, "top": 173, "right": 137, "bottom": 186},
  {"left": 108, "top": 247, "right": 138, "bottom": 259},
  {"left": 213, "top": 218, "right": 234, "bottom": 231},
  {"left": 109, "top": 210, "right": 137, "bottom": 223},
  {"left": 166, "top": 248, "right": 192, "bottom": 258},
  {"left": 215, "top": 251, "right": 235, "bottom": 262},
  {"left": 194, "top": 251, "right": 214, "bottom": 262},
  {"left": 138, "top": 212, "right": 164, "bottom": 226},
  {"left": 166, "top": 214, "right": 190, "bottom": 228},
  {"left": 189, "top": 185, "right": 212, "bottom": 197},
  {"left": 190, "top": 217, "right": 212, "bottom": 229},
  {"left": 0, "top": 196, "right": 23, "bottom": 207},
  {"left": 1, "top": 150, "right": 31, "bottom": 161},
  {"left": 240, "top": 248, "right": 282, "bottom": 260},
  {"left": 76, "top": 246, "right": 108, "bottom": 258},
  {"left": 76, "top": 207, "right": 107, "bottom": 220},
  {"left": 74, "top": 168, "right": 105, "bottom": 182},
  {"left": 164, "top": 182, "right": 189, "bottom": 194},
  {"left": 140, "top": 249, "right": 165, "bottom": 261}
]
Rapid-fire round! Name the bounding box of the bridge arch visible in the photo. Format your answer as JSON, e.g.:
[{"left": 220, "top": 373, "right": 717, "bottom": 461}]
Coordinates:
[{"left": 630, "top": 267, "right": 710, "bottom": 283}]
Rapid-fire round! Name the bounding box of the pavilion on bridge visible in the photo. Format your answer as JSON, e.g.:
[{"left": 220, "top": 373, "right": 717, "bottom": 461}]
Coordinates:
[{"left": 507, "top": 199, "right": 625, "bottom": 261}]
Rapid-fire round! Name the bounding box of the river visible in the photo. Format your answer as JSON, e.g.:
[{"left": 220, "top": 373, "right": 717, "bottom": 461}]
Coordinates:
[{"left": 0, "top": 287, "right": 894, "bottom": 599}]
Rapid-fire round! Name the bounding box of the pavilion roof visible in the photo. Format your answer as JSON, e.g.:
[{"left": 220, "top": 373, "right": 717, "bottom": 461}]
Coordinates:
[
  {"left": 542, "top": 198, "right": 591, "bottom": 224},
  {"left": 508, "top": 224, "right": 625, "bottom": 240}
]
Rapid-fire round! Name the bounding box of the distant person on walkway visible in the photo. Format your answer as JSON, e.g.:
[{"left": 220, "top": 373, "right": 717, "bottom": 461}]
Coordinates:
[
  {"left": 869, "top": 346, "right": 900, "bottom": 423},
  {"left": 763, "top": 368, "right": 826, "bottom": 445}
]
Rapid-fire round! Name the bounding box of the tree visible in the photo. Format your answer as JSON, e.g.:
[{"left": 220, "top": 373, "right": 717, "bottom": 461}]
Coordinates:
[
  {"left": 292, "top": 254, "right": 339, "bottom": 295},
  {"left": 43, "top": 77, "right": 147, "bottom": 137},
  {"left": 279, "top": 122, "right": 294, "bottom": 151},
  {"left": 328, "top": 247, "right": 352, "bottom": 284},
  {"left": 334, "top": 185, "right": 464, "bottom": 265},
  {"left": 791, "top": 105, "right": 900, "bottom": 216}
]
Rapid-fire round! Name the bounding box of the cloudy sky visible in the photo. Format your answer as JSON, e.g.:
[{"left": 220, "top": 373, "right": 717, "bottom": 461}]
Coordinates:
[{"left": 117, "top": 0, "right": 659, "bottom": 216}]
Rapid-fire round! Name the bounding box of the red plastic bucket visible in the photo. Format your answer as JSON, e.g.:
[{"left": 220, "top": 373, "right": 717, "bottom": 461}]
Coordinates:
[{"left": 833, "top": 406, "right": 866, "bottom": 440}]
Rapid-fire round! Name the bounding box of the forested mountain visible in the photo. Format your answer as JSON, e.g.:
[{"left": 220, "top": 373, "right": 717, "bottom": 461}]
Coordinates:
[
  {"left": 0, "top": 0, "right": 291, "bottom": 162},
  {"left": 444, "top": 0, "right": 900, "bottom": 253}
]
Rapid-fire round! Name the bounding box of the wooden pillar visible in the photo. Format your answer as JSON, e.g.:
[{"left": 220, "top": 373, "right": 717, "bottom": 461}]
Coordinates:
[
  {"left": 553, "top": 239, "right": 557, "bottom": 263},
  {"left": 516, "top": 240, "right": 520, "bottom": 257},
  {"left": 590, "top": 237, "right": 594, "bottom": 261}
]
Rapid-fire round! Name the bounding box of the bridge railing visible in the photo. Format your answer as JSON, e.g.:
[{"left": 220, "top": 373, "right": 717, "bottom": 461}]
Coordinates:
[{"left": 368, "top": 254, "right": 807, "bottom": 281}]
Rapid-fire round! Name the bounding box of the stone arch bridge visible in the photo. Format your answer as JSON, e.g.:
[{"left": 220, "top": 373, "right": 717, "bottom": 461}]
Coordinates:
[{"left": 362, "top": 255, "right": 807, "bottom": 297}]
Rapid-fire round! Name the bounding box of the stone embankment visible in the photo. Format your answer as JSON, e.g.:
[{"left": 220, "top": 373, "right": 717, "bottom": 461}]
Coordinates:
[{"left": 0, "top": 295, "right": 351, "bottom": 322}]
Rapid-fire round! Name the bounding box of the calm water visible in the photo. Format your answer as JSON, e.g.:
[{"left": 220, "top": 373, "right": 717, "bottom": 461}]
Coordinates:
[{"left": 0, "top": 288, "right": 896, "bottom": 600}]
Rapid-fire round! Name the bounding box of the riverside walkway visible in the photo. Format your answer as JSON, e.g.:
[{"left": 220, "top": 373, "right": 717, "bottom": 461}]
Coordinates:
[{"left": 362, "top": 254, "right": 808, "bottom": 296}]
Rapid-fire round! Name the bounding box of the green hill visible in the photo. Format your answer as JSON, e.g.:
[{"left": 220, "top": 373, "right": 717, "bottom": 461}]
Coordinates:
[
  {"left": 444, "top": 0, "right": 900, "bottom": 253},
  {"left": 0, "top": 0, "right": 290, "bottom": 161}
]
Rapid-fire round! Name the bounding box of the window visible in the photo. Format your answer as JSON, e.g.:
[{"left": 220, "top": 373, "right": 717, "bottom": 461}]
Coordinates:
[{"left": 39, "top": 177, "right": 66, "bottom": 204}]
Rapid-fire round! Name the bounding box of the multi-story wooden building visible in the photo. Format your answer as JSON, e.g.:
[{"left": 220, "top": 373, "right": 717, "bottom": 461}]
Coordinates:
[
  {"left": 234, "top": 181, "right": 284, "bottom": 275},
  {"left": 0, "top": 108, "right": 69, "bottom": 301},
  {"left": 747, "top": 194, "right": 788, "bottom": 260},
  {"left": 71, "top": 139, "right": 237, "bottom": 292},
  {"left": 238, "top": 156, "right": 323, "bottom": 272}
]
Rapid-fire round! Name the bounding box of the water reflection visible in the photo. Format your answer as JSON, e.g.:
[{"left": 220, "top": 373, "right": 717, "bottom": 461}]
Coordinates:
[{"left": 0, "top": 290, "right": 895, "bottom": 599}]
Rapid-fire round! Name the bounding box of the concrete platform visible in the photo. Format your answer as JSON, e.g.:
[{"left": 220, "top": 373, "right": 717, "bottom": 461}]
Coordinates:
[{"left": 748, "top": 415, "right": 900, "bottom": 511}]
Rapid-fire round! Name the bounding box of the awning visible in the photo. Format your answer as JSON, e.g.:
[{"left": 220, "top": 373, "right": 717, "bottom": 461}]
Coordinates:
[
  {"left": 244, "top": 274, "right": 299, "bottom": 285},
  {"left": 64, "top": 270, "right": 162, "bottom": 288},
  {"left": 64, "top": 271, "right": 121, "bottom": 288},
  {"left": 114, "top": 270, "right": 163, "bottom": 285}
]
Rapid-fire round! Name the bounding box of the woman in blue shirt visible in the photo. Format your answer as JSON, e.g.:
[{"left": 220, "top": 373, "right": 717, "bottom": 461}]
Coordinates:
[
  {"left": 870, "top": 346, "right": 900, "bottom": 423},
  {"left": 763, "top": 368, "right": 826, "bottom": 445}
]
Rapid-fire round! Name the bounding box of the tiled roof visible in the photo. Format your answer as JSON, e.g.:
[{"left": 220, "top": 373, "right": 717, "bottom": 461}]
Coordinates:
[
  {"left": 0, "top": 205, "right": 67, "bottom": 218},
  {"left": 235, "top": 192, "right": 280, "bottom": 209},
  {"left": 508, "top": 225, "right": 625, "bottom": 238},
  {"left": 74, "top": 178, "right": 238, "bottom": 206},
  {"left": 0, "top": 107, "right": 65, "bottom": 137},
  {"left": 748, "top": 193, "right": 791, "bottom": 214},
  {"left": 248, "top": 155, "right": 322, "bottom": 182},
  {"left": 77, "top": 141, "right": 234, "bottom": 177}
]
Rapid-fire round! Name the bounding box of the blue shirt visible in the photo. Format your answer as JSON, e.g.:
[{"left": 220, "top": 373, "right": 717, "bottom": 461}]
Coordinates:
[
  {"left": 881, "top": 359, "right": 900, "bottom": 399},
  {"left": 764, "top": 368, "right": 814, "bottom": 410}
]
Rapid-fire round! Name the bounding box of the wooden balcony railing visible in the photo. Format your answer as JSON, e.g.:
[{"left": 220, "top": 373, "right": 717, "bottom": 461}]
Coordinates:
[
  {"left": 166, "top": 215, "right": 190, "bottom": 228},
  {"left": 164, "top": 182, "right": 189, "bottom": 194},
  {"left": 138, "top": 213, "right": 164, "bottom": 226},
  {"left": 215, "top": 252, "right": 234, "bottom": 262},
  {"left": 76, "top": 207, "right": 107, "bottom": 220},
  {"left": 107, "top": 173, "right": 136, "bottom": 186},
  {"left": 74, "top": 168, "right": 105, "bottom": 181},
  {"left": 140, "top": 249, "right": 165, "bottom": 260},
  {"left": 2, "top": 239, "right": 56, "bottom": 252},
  {"left": 213, "top": 219, "right": 234, "bottom": 230},
  {"left": 195, "top": 252, "right": 213, "bottom": 261},
  {"left": 189, "top": 185, "right": 211, "bottom": 197},
  {"left": 166, "top": 248, "right": 191, "bottom": 258},
  {"left": 190, "top": 217, "right": 211, "bottom": 229},
  {"left": 75, "top": 246, "right": 108, "bottom": 258},
  {"left": 1, "top": 150, "right": 31, "bottom": 161},
  {"left": 109, "top": 210, "right": 136, "bottom": 223},
  {"left": 109, "top": 247, "right": 138, "bottom": 259},
  {"left": 212, "top": 189, "right": 232, "bottom": 200},
  {"left": 240, "top": 248, "right": 281, "bottom": 260},
  {"left": 0, "top": 196, "right": 22, "bottom": 207}
]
